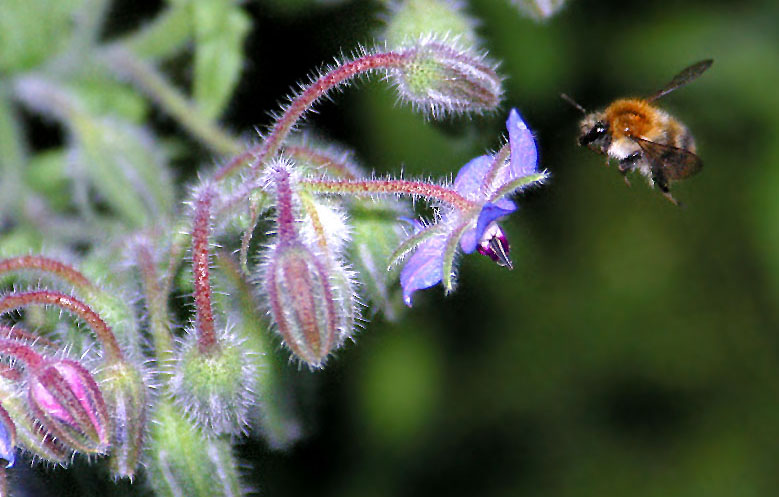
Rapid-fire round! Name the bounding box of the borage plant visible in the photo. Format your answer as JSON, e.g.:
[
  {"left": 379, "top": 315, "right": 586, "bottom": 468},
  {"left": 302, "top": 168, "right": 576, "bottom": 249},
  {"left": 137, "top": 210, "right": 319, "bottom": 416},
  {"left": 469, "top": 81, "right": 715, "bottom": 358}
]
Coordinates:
[{"left": 0, "top": 0, "right": 553, "bottom": 495}]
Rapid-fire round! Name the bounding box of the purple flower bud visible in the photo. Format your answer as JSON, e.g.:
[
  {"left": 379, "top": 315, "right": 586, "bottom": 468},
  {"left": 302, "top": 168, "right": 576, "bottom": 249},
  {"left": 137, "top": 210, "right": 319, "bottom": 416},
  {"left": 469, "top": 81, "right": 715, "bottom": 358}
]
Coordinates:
[
  {"left": 28, "top": 359, "right": 111, "bottom": 454},
  {"left": 391, "top": 38, "right": 503, "bottom": 117},
  {"left": 0, "top": 403, "right": 16, "bottom": 468},
  {"left": 0, "top": 376, "right": 68, "bottom": 463},
  {"left": 264, "top": 243, "right": 339, "bottom": 368}
]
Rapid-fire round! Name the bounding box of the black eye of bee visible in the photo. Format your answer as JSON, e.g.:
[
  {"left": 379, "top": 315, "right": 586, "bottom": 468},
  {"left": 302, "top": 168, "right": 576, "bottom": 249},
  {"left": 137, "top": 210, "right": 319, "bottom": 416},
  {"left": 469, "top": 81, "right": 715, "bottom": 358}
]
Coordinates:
[{"left": 579, "top": 121, "right": 609, "bottom": 147}]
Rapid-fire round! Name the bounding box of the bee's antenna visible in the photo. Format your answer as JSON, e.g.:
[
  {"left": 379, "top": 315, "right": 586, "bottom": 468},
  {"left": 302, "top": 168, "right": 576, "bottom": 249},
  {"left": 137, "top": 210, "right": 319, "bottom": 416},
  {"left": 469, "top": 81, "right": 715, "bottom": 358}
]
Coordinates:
[{"left": 560, "top": 93, "right": 587, "bottom": 114}]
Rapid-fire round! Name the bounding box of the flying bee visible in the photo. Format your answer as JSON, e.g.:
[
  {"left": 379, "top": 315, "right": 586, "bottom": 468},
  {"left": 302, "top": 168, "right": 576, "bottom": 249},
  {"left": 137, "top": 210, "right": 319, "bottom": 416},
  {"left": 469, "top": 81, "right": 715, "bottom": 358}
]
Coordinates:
[{"left": 562, "top": 59, "right": 713, "bottom": 205}]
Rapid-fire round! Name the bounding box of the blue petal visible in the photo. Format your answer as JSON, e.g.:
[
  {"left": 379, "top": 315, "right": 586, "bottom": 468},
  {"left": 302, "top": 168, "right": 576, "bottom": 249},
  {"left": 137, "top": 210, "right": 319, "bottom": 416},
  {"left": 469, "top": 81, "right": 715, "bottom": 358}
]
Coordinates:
[
  {"left": 492, "top": 109, "right": 537, "bottom": 188},
  {"left": 452, "top": 154, "right": 492, "bottom": 199},
  {"left": 400, "top": 235, "right": 447, "bottom": 307},
  {"left": 0, "top": 414, "right": 14, "bottom": 468},
  {"left": 459, "top": 201, "right": 516, "bottom": 253}
]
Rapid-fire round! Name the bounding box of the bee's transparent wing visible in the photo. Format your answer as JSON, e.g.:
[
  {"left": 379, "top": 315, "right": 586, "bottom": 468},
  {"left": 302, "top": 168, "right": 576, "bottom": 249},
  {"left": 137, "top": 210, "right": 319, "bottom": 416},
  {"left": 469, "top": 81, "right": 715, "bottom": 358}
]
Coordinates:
[
  {"left": 648, "top": 59, "right": 713, "bottom": 102},
  {"left": 634, "top": 137, "right": 703, "bottom": 180}
]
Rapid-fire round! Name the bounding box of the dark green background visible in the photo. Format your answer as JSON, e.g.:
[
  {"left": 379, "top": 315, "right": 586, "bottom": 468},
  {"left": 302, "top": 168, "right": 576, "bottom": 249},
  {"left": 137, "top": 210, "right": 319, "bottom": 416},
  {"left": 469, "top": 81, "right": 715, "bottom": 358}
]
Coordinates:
[{"left": 13, "top": 0, "right": 779, "bottom": 495}]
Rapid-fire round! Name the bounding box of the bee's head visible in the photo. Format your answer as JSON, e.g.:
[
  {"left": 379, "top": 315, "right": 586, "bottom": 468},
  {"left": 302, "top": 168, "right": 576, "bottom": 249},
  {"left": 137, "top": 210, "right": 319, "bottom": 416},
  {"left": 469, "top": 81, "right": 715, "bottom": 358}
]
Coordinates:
[{"left": 578, "top": 113, "right": 611, "bottom": 154}]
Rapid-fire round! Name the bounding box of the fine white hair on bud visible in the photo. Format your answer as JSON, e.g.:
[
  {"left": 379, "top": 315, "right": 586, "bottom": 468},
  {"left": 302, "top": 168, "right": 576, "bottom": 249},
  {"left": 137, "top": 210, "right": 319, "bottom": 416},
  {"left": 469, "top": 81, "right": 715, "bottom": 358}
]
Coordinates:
[
  {"left": 389, "top": 35, "right": 503, "bottom": 118},
  {"left": 257, "top": 160, "right": 359, "bottom": 368},
  {"left": 169, "top": 327, "right": 256, "bottom": 436}
]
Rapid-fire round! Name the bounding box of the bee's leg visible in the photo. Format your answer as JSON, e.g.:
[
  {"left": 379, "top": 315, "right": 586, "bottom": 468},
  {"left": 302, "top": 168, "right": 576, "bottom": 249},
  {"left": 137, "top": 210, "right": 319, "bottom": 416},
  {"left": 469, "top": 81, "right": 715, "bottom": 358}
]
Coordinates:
[
  {"left": 651, "top": 169, "right": 679, "bottom": 206},
  {"left": 618, "top": 152, "right": 641, "bottom": 187}
]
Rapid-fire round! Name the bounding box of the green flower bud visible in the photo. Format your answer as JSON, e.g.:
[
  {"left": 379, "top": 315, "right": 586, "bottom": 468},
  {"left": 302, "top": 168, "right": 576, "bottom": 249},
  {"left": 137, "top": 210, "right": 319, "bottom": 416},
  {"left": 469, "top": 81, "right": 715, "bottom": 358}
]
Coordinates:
[
  {"left": 146, "top": 401, "right": 245, "bottom": 497},
  {"left": 383, "top": 0, "right": 478, "bottom": 49},
  {"left": 391, "top": 38, "right": 503, "bottom": 117},
  {"left": 170, "top": 330, "right": 254, "bottom": 436},
  {"left": 95, "top": 360, "right": 147, "bottom": 479}
]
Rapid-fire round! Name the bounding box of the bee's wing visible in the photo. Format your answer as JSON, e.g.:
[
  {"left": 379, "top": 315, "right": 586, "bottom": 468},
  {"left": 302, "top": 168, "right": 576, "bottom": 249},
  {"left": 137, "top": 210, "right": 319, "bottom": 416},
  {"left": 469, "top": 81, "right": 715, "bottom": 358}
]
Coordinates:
[
  {"left": 647, "top": 59, "right": 713, "bottom": 102},
  {"left": 634, "top": 137, "right": 703, "bottom": 180}
]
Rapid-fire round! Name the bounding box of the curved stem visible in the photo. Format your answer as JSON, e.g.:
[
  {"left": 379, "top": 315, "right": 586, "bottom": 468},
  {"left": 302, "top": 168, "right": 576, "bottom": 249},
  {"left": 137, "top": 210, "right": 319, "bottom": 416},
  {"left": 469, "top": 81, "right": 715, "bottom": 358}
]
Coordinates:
[
  {"left": 0, "top": 291, "right": 123, "bottom": 363},
  {"left": 214, "top": 51, "right": 408, "bottom": 182},
  {"left": 0, "top": 337, "right": 44, "bottom": 369},
  {"left": 0, "top": 256, "right": 94, "bottom": 292},
  {"left": 0, "top": 324, "right": 58, "bottom": 350},
  {"left": 302, "top": 178, "right": 475, "bottom": 211}
]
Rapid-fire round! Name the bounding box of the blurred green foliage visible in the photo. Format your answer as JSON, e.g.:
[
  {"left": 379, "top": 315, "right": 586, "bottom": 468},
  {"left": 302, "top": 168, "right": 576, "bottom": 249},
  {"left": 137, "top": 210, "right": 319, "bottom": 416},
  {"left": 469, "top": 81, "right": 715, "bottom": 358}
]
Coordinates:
[{"left": 2, "top": 0, "right": 779, "bottom": 496}]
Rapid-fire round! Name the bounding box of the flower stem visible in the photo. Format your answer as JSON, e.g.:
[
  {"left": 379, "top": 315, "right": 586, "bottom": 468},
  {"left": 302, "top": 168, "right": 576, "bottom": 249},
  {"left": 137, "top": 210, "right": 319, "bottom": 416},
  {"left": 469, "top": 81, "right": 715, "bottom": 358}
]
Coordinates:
[
  {"left": 0, "top": 256, "right": 94, "bottom": 292},
  {"left": 302, "top": 178, "right": 475, "bottom": 211},
  {"left": 0, "top": 291, "right": 123, "bottom": 363},
  {"left": 192, "top": 186, "right": 219, "bottom": 355},
  {"left": 0, "top": 324, "right": 58, "bottom": 350},
  {"left": 0, "top": 337, "right": 44, "bottom": 369},
  {"left": 283, "top": 145, "right": 358, "bottom": 179},
  {"left": 273, "top": 169, "right": 299, "bottom": 245},
  {"left": 214, "top": 50, "right": 408, "bottom": 182},
  {"left": 133, "top": 240, "right": 174, "bottom": 367}
]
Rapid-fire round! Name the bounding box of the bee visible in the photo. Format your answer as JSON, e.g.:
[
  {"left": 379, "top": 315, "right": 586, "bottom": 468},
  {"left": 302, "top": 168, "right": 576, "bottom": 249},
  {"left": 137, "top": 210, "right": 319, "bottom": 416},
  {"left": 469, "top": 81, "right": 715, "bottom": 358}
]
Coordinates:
[{"left": 562, "top": 59, "right": 713, "bottom": 205}]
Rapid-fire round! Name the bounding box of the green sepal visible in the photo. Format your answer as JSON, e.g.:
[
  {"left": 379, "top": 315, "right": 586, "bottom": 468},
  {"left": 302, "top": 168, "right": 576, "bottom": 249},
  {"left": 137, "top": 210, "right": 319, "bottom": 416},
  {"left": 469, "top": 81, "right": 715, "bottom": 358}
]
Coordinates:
[{"left": 146, "top": 401, "right": 244, "bottom": 497}]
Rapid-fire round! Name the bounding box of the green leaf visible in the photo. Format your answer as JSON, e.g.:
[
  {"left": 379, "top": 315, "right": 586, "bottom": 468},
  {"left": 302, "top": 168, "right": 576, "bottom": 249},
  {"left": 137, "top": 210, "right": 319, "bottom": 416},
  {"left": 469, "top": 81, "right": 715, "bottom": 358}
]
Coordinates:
[
  {"left": 26, "top": 150, "right": 70, "bottom": 211},
  {"left": 0, "top": 0, "right": 86, "bottom": 72},
  {"left": 70, "top": 113, "right": 175, "bottom": 227},
  {"left": 192, "top": 1, "right": 250, "bottom": 120},
  {"left": 67, "top": 74, "right": 148, "bottom": 123},
  {"left": 350, "top": 200, "right": 408, "bottom": 319}
]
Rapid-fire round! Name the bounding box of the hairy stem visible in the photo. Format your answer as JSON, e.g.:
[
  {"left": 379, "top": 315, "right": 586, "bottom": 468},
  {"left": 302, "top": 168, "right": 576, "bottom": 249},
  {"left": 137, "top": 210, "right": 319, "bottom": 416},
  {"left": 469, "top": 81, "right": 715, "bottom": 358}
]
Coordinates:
[
  {"left": 0, "top": 337, "right": 44, "bottom": 369},
  {"left": 302, "top": 178, "right": 475, "bottom": 211},
  {"left": 0, "top": 256, "right": 94, "bottom": 292},
  {"left": 0, "top": 291, "right": 123, "bottom": 363},
  {"left": 192, "top": 186, "right": 219, "bottom": 355},
  {"left": 214, "top": 50, "right": 408, "bottom": 182},
  {"left": 133, "top": 240, "right": 174, "bottom": 367}
]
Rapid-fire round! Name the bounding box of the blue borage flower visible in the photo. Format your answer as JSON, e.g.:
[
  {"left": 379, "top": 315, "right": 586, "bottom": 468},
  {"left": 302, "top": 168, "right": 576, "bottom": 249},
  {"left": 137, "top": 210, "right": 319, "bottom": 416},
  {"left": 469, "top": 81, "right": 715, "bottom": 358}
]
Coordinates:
[
  {"left": 398, "top": 109, "right": 548, "bottom": 306},
  {"left": 0, "top": 402, "right": 16, "bottom": 468}
]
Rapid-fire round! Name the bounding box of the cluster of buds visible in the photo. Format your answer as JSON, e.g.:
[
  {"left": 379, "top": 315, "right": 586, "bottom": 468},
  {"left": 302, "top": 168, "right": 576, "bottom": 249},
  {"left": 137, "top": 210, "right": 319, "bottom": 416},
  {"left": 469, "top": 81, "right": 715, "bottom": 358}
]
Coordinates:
[
  {"left": 0, "top": 0, "right": 555, "bottom": 494},
  {"left": 0, "top": 258, "right": 147, "bottom": 480}
]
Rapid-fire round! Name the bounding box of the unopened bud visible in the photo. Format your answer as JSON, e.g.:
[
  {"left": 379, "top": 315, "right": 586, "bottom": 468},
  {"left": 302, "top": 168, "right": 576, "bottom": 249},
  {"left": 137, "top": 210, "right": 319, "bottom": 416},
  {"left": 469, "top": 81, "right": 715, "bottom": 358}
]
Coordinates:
[
  {"left": 263, "top": 243, "right": 342, "bottom": 368},
  {"left": 146, "top": 401, "right": 244, "bottom": 497},
  {"left": 0, "top": 376, "right": 68, "bottom": 463},
  {"left": 0, "top": 403, "right": 15, "bottom": 467},
  {"left": 383, "top": 0, "right": 479, "bottom": 49},
  {"left": 511, "top": 0, "right": 567, "bottom": 21},
  {"left": 28, "top": 359, "right": 111, "bottom": 454},
  {"left": 170, "top": 330, "right": 254, "bottom": 436},
  {"left": 95, "top": 360, "right": 147, "bottom": 479},
  {"left": 392, "top": 38, "right": 503, "bottom": 117}
]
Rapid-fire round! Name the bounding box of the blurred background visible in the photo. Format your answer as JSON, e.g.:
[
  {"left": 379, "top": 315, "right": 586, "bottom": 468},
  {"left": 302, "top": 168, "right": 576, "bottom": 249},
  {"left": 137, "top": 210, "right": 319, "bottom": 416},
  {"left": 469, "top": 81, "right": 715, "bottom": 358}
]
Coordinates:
[{"left": 6, "top": 0, "right": 779, "bottom": 495}]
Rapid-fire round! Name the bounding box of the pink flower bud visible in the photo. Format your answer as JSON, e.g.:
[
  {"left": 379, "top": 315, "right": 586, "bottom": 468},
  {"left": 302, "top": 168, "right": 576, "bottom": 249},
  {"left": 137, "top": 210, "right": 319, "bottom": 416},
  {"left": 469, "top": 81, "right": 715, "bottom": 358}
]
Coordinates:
[
  {"left": 264, "top": 243, "right": 340, "bottom": 368},
  {"left": 28, "top": 359, "right": 111, "bottom": 454}
]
